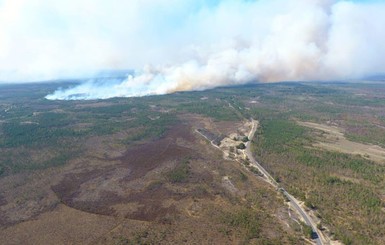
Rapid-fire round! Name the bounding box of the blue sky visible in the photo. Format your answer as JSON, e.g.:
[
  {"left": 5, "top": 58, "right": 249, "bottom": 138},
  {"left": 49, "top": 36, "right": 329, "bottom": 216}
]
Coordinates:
[{"left": 1, "top": 0, "right": 385, "bottom": 99}]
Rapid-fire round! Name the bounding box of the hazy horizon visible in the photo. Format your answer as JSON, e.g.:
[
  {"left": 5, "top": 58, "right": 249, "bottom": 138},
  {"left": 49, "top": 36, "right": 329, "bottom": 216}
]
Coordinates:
[{"left": 1, "top": 0, "right": 385, "bottom": 99}]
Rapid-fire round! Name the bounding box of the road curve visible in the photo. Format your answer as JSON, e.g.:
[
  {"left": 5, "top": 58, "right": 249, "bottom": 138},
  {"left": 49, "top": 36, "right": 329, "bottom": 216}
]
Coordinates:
[
  {"left": 195, "top": 119, "right": 326, "bottom": 245},
  {"left": 245, "top": 119, "right": 324, "bottom": 245}
]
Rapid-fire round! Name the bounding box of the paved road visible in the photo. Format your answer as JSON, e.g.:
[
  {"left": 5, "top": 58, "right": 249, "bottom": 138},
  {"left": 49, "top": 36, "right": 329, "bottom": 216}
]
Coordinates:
[
  {"left": 195, "top": 120, "right": 325, "bottom": 245},
  {"left": 245, "top": 120, "right": 324, "bottom": 245},
  {"left": 245, "top": 120, "right": 279, "bottom": 187},
  {"left": 282, "top": 190, "right": 323, "bottom": 245}
]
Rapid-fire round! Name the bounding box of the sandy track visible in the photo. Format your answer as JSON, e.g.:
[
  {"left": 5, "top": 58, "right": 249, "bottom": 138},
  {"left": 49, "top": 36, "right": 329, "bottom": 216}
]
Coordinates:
[{"left": 298, "top": 121, "right": 385, "bottom": 164}]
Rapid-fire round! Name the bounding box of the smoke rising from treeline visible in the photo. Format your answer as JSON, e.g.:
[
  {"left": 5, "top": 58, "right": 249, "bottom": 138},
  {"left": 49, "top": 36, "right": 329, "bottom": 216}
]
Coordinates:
[{"left": 1, "top": 1, "right": 384, "bottom": 99}]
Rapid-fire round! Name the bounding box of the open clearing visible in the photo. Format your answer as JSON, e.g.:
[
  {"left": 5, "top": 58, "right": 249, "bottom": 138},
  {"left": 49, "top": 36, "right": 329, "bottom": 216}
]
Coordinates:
[
  {"left": 298, "top": 121, "right": 385, "bottom": 164},
  {"left": 2, "top": 82, "right": 385, "bottom": 244},
  {"left": 0, "top": 114, "right": 303, "bottom": 244}
]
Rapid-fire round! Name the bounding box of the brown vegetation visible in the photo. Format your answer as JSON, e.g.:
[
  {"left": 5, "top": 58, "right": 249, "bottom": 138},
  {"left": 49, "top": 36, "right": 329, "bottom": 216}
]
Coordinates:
[{"left": 0, "top": 112, "right": 302, "bottom": 244}]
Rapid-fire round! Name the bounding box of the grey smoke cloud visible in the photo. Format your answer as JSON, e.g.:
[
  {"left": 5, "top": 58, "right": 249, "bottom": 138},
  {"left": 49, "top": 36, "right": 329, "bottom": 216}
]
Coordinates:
[{"left": 1, "top": 0, "right": 384, "bottom": 99}]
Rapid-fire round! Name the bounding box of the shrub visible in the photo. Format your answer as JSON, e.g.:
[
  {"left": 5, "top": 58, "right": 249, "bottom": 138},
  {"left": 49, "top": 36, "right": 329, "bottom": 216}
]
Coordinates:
[
  {"left": 224, "top": 208, "right": 261, "bottom": 239},
  {"left": 242, "top": 136, "right": 249, "bottom": 142},
  {"left": 166, "top": 158, "right": 190, "bottom": 183},
  {"left": 236, "top": 143, "right": 246, "bottom": 150}
]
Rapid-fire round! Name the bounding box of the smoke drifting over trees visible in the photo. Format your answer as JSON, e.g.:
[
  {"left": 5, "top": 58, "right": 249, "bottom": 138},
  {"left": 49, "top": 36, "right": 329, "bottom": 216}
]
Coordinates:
[{"left": 1, "top": 0, "right": 384, "bottom": 99}]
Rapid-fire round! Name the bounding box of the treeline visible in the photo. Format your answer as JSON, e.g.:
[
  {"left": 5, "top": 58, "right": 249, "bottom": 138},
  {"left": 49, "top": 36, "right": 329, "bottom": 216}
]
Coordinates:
[
  {"left": 177, "top": 101, "right": 240, "bottom": 121},
  {"left": 252, "top": 116, "right": 385, "bottom": 244},
  {"left": 0, "top": 122, "right": 82, "bottom": 148}
]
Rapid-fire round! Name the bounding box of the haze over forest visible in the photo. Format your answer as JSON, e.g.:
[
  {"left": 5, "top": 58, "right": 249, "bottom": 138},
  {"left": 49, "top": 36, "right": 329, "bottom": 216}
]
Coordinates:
[
  {"left": 1, "top": 1, "right": 385, "bottom": 244},
  {"left": 1, "top": 0, "right": 385, "bottom": 99}
]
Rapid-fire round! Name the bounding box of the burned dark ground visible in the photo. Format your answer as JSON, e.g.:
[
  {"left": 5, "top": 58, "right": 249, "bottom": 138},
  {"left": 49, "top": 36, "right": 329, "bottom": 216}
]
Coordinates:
[{"left": 0, "top": 81, "right": 385, "bottom": 244}]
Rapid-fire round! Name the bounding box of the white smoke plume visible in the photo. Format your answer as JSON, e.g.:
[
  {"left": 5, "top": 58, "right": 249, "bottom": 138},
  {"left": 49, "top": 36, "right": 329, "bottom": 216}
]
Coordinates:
[{"left": 1, "top": 0, "right": 385, "bottom": 100}]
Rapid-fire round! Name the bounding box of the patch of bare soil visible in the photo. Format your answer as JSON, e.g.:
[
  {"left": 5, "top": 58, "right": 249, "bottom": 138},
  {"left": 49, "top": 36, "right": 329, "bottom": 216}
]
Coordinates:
[
  {"left": 125, "top": 183, "right": 181, "bottom": 222},
  {"left": 52, "top": 168, "right": 118, "bottom": 216},
  {"left": 0, "top": 194, "right": 9, "bottom": 227},
  {"left": 298, "top": 121, "right": 385, "bottom": 163},
  {"left": 0, "top": 194, "right": 6, "bottom": 206},
  {"left": 1, "top": 117, "right": 304, "bottom": 244},
  {"left": 0, "top": 204, "right": 117, "bottom": 245},
  {"left": 0, "top": 171, "right": 60, "bottom": 228},
  {"left": 84, "top": 129, "right": 138, "bottom": 159},
  {"left": 214, "top": 120, "right": 245, "bottom": 136},
  {"left": 216, "top": 120, "right": 253, "bottom": 160},
  {"left": 51, "top": 123, "right": 197, "bottom": 219},
  {"left": 118, "top": 140, "right": 192, "bottom": 182},
  {"left": 182, "top": 114, "right": 244, "bottom": 136}
]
